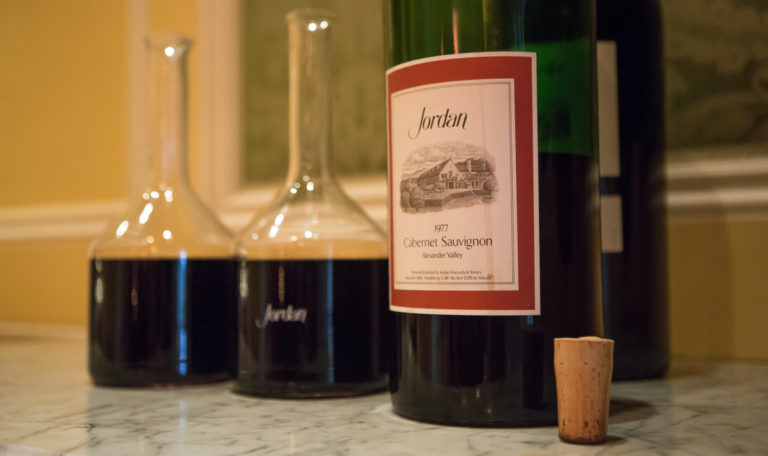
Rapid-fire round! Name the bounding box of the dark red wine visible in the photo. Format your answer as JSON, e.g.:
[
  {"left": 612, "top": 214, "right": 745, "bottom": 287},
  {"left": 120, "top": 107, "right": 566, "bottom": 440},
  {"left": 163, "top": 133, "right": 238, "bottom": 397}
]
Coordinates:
[
  {"left": 89, "top": 258, "right": 237, "bottom": 386},
  {"left": 386, "top": 0, "right": 602, "bottom": 426},
  {"left": 597, "top": 0, "right": 669, "bottom": 380},
  {"left": 235, "top": 258, "right": 390, "bottom": 397}
]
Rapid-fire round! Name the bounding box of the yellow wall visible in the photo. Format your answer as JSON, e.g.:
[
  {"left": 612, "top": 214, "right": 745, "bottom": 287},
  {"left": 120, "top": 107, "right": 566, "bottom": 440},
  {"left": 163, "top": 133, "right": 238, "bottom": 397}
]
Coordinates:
[
  {"left": 0, "top": 238, "right": 91, "bottom": 325},
  {"left": 0, "top": 0, "right": 129, "bottom": 207}
]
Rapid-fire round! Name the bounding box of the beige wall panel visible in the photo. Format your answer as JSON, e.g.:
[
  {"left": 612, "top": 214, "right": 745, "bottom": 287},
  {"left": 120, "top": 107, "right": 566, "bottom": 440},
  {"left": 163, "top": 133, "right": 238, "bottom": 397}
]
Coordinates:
[
  {"left": 0, "top": 238, "right": 90, "bottom": 325},
  {"left": 668, "top": 215, "right": 768, "bottom": 361}
]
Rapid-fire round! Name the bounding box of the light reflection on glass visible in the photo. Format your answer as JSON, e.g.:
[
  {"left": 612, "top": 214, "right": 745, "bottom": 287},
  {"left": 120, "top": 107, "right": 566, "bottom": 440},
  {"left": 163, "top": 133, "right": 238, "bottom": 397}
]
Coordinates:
[
  {"left": 290, "top": 188, "right": 297, "bottom": 194},
  {"left": 139, "top": 203, "right": 153, "bottom": 224},
  {"left": 308, "top": 22, "right": 318, "bottom": 32},
  {"left": 239, "top": 263, "right": 249, "bottom": 299},
  {"left": 116, "top": 220, "right": 129, "bottom": 238},
  {"left": 163, "top": 229, "right": 173, "bottom": 240},
  {"left": 306, "top": 182, "right": 314, "bottom": 191},
  {"left": 320, "top": 20, "right": 328, "bottom": 29},
  {"left": 95, "top": 277, "right": 104, "bottom": 304},
  {"left": 164, "top": 189, "right": 174, "bottom": 202},
  {"left": 177, "top": 255, "right": 188, "bottom": 376},
  {"left": 178, "top": 400, "right": 188, "bottom": 428},
  {"left": 164, "top": 46, "right": 175, "bottom": 57},
  {"left": 274, "top": 213, "right": 285, "bottom": 226},
  {"left": 290, "top": 235, "right": 298, "bottom": 242},
  {"left": 146, "top": 235, "right": 155, "bottom": 244},
  {"left": 268, "top": 226, "right": 279, "bottom": 238},
  {"left": 150, "top": 191, "right": 160, "bottom": 199},
  {"left": 304, "top": 230, "right": 312, "bottom": 239},
  {"left": 142, "top": 192, "right": 150, "bottom": 200}
]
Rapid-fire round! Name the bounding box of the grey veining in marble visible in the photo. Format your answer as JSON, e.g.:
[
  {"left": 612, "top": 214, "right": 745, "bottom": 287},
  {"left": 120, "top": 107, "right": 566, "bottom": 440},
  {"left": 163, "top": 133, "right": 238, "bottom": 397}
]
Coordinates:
[{"left": 1, "top": 334, "right": 767, "bottom": 455}]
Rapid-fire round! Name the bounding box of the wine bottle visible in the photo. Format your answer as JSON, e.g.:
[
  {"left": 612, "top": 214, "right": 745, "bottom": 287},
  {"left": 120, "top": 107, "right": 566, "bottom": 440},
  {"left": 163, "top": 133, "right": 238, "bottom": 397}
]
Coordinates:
[
  {"left": 597, "top": 0, "right": 669, "bottom": 380},
  {"left": 385, "top": 0, "right": 602, "bottom": 426}
]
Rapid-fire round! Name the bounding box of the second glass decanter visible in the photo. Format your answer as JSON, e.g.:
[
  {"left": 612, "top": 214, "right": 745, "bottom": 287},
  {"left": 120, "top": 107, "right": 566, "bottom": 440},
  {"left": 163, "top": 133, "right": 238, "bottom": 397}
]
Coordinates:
[{"left": 235, "top": 9, "right": 389, "bottom": 398}]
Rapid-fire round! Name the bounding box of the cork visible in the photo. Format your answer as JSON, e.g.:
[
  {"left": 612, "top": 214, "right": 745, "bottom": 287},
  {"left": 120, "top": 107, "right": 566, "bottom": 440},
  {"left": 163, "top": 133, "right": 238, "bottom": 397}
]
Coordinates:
[{"left": 554, "top": 336, "right": 614, "bottom": 444}]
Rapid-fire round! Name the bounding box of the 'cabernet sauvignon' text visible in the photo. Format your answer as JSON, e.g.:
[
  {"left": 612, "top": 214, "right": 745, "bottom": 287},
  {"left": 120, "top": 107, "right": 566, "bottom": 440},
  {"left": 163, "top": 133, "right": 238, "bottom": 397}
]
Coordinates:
[{"left": 403, "top": 236, "right": 493, "bottom": 250}]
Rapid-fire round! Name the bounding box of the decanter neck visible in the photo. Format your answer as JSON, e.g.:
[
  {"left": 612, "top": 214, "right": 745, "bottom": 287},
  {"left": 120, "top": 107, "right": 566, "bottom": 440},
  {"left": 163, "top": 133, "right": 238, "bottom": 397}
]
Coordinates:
[
  {"left": 146, "top": 34, "right": 192, "bottom": 189},
  {"left": 286, "top": 9, "right": 336, "bottom": 184}
]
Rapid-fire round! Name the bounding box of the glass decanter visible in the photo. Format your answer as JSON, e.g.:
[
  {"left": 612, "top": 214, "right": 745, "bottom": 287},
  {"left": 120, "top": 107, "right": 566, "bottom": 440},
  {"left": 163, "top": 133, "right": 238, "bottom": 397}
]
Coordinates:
[
  {"left": 88, "top": 34, "right": 237, "bottom": 387},
  {"left": 235, "top": 9, "right": 389, "bottom": 398}
]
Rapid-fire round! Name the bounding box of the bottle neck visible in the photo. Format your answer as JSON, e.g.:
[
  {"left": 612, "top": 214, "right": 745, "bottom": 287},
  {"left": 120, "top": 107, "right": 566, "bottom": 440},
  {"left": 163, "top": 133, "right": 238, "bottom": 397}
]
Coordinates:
[
  {"left": 287, "top": 11, "right": 334, "bottom": 184},
  {"left": 146, "top": 35, "right": 191, "bottom": 189}
]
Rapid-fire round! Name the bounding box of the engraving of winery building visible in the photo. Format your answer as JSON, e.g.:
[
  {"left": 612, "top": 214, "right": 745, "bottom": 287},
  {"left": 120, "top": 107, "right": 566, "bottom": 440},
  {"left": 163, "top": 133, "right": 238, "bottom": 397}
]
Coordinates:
[
  {"left": 417, "top": 157, "right": 493, "bottom": 191},
  {"left": 400, "top": 142, "right": 498, "bottom": 213}
]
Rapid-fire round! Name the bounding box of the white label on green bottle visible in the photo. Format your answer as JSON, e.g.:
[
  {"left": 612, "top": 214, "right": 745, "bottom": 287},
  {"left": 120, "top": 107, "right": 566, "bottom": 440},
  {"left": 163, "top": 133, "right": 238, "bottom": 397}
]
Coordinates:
[
  {"left": 598, "top": 40, "right": 621, "bottom": 178},
  {"left": 600, "top": 194, "right": 624, "bottom": 253},
  {"left": 387, "top": 53, "right": 539, "bottom": 315},
  {"left": 598, "top": 40, "right": 625, "bottom": 254}
]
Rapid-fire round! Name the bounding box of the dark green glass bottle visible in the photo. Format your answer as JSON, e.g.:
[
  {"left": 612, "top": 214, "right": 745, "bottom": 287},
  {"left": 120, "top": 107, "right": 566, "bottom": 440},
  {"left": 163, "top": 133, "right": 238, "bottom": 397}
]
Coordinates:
[
  {"left": 597, "top": 0, "right": 669, "bottom": 380},
  {"left": 385, "top": 0, "right": 602, "bottom": 426}
]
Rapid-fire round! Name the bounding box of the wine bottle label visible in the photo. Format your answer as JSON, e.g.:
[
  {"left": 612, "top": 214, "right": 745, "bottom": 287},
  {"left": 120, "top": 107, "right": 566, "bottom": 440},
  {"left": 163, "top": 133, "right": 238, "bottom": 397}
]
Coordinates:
[
  {"left": 597, "top": 40, "right": 621, "bottom": 178},
  {"left": 600, "top": 194, "right": 624, "bottom": 253},
  {"left": 386, "top": 53, "right": 539, "bottom": 315},
  {"left": 598, "top": 40, "right": 625, "bottom": 254}
]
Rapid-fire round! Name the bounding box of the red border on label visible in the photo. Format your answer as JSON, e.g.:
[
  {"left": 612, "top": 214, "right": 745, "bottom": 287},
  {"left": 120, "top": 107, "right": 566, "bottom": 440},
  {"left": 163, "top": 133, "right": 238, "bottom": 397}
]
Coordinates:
[{"left": 387, "top": 53, "right": 538, "bottom": 314}]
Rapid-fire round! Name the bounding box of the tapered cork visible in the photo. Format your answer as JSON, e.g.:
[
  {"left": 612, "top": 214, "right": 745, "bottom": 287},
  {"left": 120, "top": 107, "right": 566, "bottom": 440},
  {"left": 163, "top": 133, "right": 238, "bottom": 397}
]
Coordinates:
[{"left": 554, "top": 336, "right": 614, "bottom": 444}]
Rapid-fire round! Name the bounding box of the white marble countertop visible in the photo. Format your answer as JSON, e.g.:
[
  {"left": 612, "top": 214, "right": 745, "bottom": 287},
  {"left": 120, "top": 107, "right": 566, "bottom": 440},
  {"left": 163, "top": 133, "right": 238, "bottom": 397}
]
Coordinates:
[{"left": 1, "top": 328, "right": 767, "bottom": 455}]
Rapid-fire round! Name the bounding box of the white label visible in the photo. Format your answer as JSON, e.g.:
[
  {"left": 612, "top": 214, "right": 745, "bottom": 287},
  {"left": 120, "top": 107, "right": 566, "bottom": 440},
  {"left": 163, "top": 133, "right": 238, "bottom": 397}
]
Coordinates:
[
  {"left": 390, "top": 80, "right": 518, "bottom": 291},
  {"left": 598, "top": 40, "right": 621, "bottom": 178},
  {"left": 386, "top": 52, "right": 539, "bottom": 315},
  {"left": 600, "top": 194, "right": 624, "bottom": 253}
]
